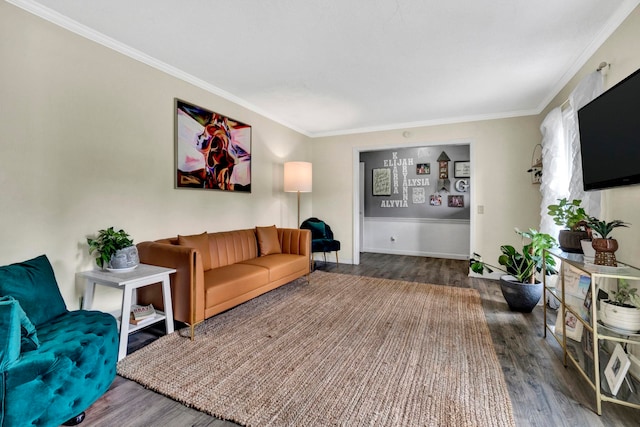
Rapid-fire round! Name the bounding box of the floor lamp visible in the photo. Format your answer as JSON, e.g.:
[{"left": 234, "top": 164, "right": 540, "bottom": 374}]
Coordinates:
[{"left": 284, "top": 161, "right": 312, "bottom": 228}]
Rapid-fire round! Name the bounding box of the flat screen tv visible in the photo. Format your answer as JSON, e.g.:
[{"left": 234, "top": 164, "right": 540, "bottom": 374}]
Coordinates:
[{"left": 577, "top": 67, "right": 640, "bottom": 191}]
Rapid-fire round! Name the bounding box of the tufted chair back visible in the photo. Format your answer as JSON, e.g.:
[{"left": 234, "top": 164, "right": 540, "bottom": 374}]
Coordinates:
[{"left": 300, "top": 218, "right": 341, "bottom": 266}]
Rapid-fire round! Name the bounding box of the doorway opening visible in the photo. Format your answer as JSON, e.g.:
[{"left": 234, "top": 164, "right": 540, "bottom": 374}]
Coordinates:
[{"left": 352, "top": 140, "right": 474, "bottom": 265}]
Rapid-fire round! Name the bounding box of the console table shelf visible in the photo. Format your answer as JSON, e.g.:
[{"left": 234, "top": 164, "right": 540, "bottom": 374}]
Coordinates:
[{"left": 543, "top": 250, "right": 640, "bottom": 415}]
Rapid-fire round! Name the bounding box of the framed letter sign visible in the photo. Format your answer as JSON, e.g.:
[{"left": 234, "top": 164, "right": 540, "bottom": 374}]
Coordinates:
[
  {"left": 454, "top": 161, "right": 471, "bottom": 178},
  {"left": 372, "top": 168, "right": 391, "bottom": 196}
]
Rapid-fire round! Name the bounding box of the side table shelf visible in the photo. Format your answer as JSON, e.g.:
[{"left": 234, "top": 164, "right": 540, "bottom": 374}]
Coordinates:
[
  {"left": 543, "top": 250, "right": 640, "bottom": 415},
  {"left": 77, "top": 264, "right": 176, "bottom": 361}
]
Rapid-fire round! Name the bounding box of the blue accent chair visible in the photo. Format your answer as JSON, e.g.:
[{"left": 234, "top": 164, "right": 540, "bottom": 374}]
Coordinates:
[
  {"left": 300, "top": 217, "right": 341, "bottom": 266},
  {"left": 0, "top": 255, "right": 118, "bottom": 427}
]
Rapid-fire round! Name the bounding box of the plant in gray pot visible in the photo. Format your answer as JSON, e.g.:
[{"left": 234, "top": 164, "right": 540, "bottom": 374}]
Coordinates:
[
  {"left": 87, "top": 227, "right": 139, "bottom": 271},
  {"left": 600, "top": 279, "right": 640, "bottom": 333},
  {"left": 470, "top": 228, "right": 557, "bottom": 312},
  {"left": 585, "top": 217, "right": 630, "bottom": 267},
  {"left": 546, "top": 198, "right": 590, "bottom": 253}
]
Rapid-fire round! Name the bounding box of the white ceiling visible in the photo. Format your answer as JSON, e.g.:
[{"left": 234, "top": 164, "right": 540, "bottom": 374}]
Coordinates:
[{"left": 11, "top": 0, "right": 640, "bottom": 136}]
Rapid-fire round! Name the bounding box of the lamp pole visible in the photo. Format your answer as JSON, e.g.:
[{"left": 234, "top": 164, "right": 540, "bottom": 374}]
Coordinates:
[{"left": 284, "top": 161, "right": 312, "bottom": 228}]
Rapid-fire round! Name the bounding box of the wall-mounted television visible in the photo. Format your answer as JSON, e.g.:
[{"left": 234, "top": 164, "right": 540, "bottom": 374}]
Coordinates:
[{"left": 577, "top": 67, "right": 640, "bottom": 191}]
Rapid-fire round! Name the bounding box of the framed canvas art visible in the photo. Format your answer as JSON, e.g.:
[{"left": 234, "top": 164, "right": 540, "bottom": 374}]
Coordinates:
[{"left": 175, "top": 99, "right": 251, "bottom": 192}]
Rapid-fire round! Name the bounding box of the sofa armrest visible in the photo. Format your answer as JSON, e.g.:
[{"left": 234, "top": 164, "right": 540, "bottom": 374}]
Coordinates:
[
  {"left": 277, "top": 228, "right": 311, "bottom": 257},
  {"left": 136, "top": 241, "right": 205, "bottom": 325},
  {"left": 0, "top": 301, "right": 20, "bottom": 370}
]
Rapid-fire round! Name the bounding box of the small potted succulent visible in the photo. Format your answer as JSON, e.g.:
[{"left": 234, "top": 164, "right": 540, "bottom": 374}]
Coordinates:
[
  {"left": 87, "top": 227, "right": 139, "bottom": 271},
  {"left": 470, "top": 228, "right": 557, "bottom": 312},
  {"left": 546, "top": 198, "right": 590, "bottom": 253},
  {"left": 600, "top": 279, "right": 640, "bottom": 333},
  {"left": 585, "top": 217, "right": 630, "bottom": 267}
]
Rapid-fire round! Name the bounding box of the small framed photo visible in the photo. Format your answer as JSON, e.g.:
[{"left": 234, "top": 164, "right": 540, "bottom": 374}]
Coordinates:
[
  {"left": 454, "top": 161, "right": 470, "bottom": 178},
  {"left": 605, "top": 344, "right": 631, "bottom": 396},
  {"left": 429, "top": 194, "right": 442, "bottom": 206},
  {"left": 416, "top": 163, "right": 430, "bottom": 175},
  {"left": 555, "top": 310, "right": 583, "bottom": 342},
  {"left": 447, "top": 195, "right": 464, "bottom": 208},
  {"left": 582, "top": 286, "right": 593, "bottom": 322},
  {"left": 562, "top": 266, "right": 590, "bottom": 298},
  {"left": 582, "top": 329, "right": 594, "bottom": 359},
  {"left": 372, "top": 168, "right": 391, "bottom": 196}
]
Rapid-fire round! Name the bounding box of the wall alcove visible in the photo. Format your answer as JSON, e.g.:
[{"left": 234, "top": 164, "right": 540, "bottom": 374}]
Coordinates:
[{"left": 357, "top": 142, "right": 471, "bottom": 260}]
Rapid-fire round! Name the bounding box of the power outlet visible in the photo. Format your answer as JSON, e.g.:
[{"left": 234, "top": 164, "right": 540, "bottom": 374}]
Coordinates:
[{"left": 477, "top": 205, "right": 484, "bottom": 214}]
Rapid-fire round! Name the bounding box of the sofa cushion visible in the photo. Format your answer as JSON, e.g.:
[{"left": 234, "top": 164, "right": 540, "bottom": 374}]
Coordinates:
[
  {"left": 0, "top": 255, "right": 67, "bottom": 326},
  {"left": 178, "top": 232, "right": 212, "bottom": 271},
  {"left": 240, "top": 254, "right": 309, "bottom": 282},
  {"left": 0, "top": 296, "right": 39, "bottom": 352},
  {"left": 204, "top": 264, "right": 269, "bottom": 304},
  {"left": 0, "top": 297, "right": 21, "bottom": 369},
  {"left": 256, "top": 225, "right": 282, "bottom": 256}
]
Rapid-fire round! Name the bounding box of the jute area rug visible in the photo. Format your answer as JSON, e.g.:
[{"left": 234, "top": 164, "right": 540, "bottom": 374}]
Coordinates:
[{"left": 118, "top": 271, "right": 515, "bottom": 427}]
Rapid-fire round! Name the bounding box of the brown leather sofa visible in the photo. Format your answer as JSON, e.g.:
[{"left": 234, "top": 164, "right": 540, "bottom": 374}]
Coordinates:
[{"left": 136, "top": 226, "right": 310, "bottom": 338}]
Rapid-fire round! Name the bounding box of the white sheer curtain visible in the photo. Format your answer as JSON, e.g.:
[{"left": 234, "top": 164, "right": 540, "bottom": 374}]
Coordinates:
[{"left": 539, "top": 71, "right": 604, "bottom": 236}]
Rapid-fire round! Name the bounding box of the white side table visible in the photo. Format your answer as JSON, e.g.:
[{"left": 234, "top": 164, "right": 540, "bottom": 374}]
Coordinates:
[{"left": 77, "top": 263, "right": 176, "bottom": 361}]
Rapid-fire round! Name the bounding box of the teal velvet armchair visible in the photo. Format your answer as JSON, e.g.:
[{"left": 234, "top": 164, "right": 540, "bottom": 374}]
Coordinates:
[
  {"left": 0, "top": 255, "right": 118, "bottom": 427},
  {"left": 300, "top": 217, "right": 341, "bottom": 265}
]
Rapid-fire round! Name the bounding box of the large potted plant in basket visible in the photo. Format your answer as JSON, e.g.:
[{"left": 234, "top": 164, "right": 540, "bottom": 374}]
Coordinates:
[
  {"left": 470, "top": 228, "right": 557, "bottom": 312},
  {"left": 546, "top": 198, "right": 590, "bottom": 253},
  {"left": 87, "top": 226, "right": 139, "bottom": 271},
  {"left": 585, "top": 217, "right": 629, "bottom": 267}
]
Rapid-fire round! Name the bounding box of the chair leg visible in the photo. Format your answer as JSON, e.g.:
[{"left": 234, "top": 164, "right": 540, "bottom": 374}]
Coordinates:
[
  {"left": 323, "top": 252, "right": 327, "bottom": 263},
  {"left": 335, "top": 251, "right": 339, "bottom": 265},
  {"left": 63, "top": 412, "right": 86, "bottom": 426}
]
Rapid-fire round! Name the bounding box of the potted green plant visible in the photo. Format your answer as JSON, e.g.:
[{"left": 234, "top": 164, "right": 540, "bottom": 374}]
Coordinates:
[
  {"left": 600, "top": 279, "right": 640, "bottom": 333},
  {"left": 87, "top": 227, "right": 139, "bottom": 270},
  {"left": 585, "top": 217, "right": 630, "bottom": 267},
  {"left": 470, "top": 228, "right": 557, "bottom": 312},
  {"left": 546, "top": 198, "right": 590, "bottom": 253}
]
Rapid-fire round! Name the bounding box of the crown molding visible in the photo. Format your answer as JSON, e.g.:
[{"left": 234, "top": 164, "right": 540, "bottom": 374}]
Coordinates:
[{"left": 6, "top": 0, "right": 311, "bottom": 137}]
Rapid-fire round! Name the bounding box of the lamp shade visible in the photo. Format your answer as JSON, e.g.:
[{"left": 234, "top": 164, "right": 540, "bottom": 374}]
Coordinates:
[{"left": 284, "top": 162, "right": 312, "bottom": 193}]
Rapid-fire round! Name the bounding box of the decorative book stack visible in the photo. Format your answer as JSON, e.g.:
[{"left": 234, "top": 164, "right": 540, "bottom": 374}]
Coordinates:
[{"left": 130, "top": 304, "right": 156, "bottom": 325}]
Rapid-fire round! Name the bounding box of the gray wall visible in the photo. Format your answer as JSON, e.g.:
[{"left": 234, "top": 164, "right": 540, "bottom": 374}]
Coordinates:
[{"left": 361, "top": 144, "right": 470, "bottom": 219}]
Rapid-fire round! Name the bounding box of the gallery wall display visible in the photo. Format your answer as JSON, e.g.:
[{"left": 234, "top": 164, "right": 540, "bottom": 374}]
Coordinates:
[
  {"left": 361, "top": 144, "right": 471, "bottom": 219},
  {"left": 175, "top": 99, "right": 252, "bottom": 192}
]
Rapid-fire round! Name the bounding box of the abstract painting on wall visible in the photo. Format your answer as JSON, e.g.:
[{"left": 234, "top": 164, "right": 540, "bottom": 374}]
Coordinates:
[{"left": 175, "top": 99, "right": 251, "bottom": 192}]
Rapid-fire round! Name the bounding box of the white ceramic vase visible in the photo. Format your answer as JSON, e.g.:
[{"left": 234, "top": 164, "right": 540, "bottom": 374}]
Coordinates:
[
  {"left": 600, "top": 299, "right": 640, "bottom": 333},
  {"left": 580, "top": 239, "right": 595, "bottom": 263},
  {"left": 109, "top": 246, "right": 139, "bottom": 270}
]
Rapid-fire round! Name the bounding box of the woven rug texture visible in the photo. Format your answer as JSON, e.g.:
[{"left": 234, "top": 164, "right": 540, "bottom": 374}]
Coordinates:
[{"left": 118, "top": 271, "right": 515, "bottom": 427}]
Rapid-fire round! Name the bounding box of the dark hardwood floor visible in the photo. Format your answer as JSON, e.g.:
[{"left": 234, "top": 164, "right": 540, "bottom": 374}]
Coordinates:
[{"left": 83, "top": 253, "right": 638, "bottom": 426}]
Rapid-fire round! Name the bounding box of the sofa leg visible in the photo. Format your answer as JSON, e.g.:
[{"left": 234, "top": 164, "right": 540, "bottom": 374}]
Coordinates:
[{"left": 63, "top": 412, "right": 85, "bottom": 426}]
